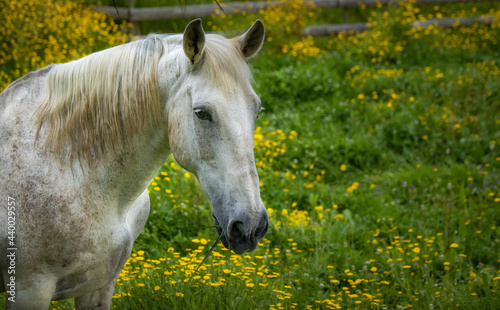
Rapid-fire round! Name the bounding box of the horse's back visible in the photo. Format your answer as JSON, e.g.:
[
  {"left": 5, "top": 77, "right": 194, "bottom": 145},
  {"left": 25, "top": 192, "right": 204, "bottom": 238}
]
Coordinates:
[{"left": 0, "top": 65, "right": 53, "bottom": 157}]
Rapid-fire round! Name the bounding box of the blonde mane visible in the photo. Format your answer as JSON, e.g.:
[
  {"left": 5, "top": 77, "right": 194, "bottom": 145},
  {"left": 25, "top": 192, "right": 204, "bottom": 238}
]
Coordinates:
[
  {"left": 36, "top": 35, "right": 167, "bottom": 164},
  {"left": 36, "top": 33, "right": 252, "bottom": 165}
]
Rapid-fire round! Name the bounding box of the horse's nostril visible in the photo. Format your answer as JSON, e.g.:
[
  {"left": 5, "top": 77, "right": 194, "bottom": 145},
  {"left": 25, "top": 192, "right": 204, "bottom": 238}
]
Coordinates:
[{"left": 228, "top": 221, "right": 245, "bottom": 240}]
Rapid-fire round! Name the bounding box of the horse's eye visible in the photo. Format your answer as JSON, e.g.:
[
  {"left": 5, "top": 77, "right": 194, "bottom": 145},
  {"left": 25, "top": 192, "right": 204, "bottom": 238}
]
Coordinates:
[{"left": 194, "top": 109, "right": 212, "bottom": 121}]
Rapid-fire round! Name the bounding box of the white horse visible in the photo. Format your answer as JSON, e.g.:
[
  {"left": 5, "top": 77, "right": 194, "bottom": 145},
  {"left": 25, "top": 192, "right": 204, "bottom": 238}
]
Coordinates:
[{"left": 0, "top": 19, "right": 268, "bottom": 309}]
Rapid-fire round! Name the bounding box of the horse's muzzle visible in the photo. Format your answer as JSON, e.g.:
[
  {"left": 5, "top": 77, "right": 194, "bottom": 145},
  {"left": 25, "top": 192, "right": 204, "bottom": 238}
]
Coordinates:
[{"left": 214, "top": 209, "right": 269, "bottom": 254}]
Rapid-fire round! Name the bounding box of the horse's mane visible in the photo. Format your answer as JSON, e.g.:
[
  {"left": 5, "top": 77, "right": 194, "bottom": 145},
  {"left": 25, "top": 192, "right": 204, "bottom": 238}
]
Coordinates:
[{"left": 36, "top": 33, "right": 251, "bottom": 165}]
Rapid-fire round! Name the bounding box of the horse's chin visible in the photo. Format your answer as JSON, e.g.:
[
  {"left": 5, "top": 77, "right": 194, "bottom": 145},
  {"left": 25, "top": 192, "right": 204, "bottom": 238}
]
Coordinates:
[
  {"left": 214, "top": 217, "right": 229, "bottom": 248},
  {"left": 220, "top": 234, "right": 230, "bottom": 250}
]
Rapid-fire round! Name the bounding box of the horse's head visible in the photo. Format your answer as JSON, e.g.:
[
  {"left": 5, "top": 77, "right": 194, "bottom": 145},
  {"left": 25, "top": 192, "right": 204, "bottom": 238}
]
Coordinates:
[{"left": 163, "top": 19, "right": 268, "bottom": 254}]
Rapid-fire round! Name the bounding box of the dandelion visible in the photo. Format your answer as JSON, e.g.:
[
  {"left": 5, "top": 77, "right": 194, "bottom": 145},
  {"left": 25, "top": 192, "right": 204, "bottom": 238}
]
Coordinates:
[{"left": 334, "top": 214, "right": 344, "bottom": 220}]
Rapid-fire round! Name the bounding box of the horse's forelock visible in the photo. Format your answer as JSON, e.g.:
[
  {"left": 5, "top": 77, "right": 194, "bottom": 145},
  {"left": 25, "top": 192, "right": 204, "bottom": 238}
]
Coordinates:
[{"left": 200, "top": 35, "right": 252, "bottom": 91}]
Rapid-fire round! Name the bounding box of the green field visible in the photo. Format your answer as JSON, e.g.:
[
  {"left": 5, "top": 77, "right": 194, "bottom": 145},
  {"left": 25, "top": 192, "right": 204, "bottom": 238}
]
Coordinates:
[{"left": 1, "top": 0, "right": 500, "bottom": 309}]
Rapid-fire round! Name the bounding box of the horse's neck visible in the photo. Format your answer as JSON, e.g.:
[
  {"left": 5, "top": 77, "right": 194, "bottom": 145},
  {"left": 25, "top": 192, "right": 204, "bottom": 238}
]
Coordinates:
[{"left": 88, "top": 122, "right": 171, "bottom": 208}]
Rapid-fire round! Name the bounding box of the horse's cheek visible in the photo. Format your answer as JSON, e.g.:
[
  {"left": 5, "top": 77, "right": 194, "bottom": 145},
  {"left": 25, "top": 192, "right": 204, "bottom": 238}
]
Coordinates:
[{"left": 167, "top": 118, "right": 194, "bottom": 171}]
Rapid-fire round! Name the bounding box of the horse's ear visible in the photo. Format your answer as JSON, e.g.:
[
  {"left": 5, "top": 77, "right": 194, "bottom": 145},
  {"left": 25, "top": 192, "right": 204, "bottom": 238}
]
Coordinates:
[
  {"left": 237, "top": 20, "right": 265, "bottom": 59},
  {"left": 183, "top": 19, "right": 205, "bottom": 64}
]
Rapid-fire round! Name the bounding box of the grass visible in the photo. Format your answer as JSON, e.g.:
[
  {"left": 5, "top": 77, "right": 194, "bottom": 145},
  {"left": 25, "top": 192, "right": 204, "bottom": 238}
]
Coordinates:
[{"left": 1, "top": 0, "right": 500, "bottom": 309}]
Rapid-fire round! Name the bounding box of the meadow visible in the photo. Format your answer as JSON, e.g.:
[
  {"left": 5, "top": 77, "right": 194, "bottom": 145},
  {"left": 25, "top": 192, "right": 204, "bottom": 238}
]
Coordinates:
[{"left": 1, "top": 0, "right": 499, "bottom": 309}]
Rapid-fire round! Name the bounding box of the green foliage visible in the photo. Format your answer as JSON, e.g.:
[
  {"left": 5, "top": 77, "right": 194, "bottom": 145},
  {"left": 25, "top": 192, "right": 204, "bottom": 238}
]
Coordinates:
[{"left": 0, "top": 0, "right": 129, "bottom": 92}]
